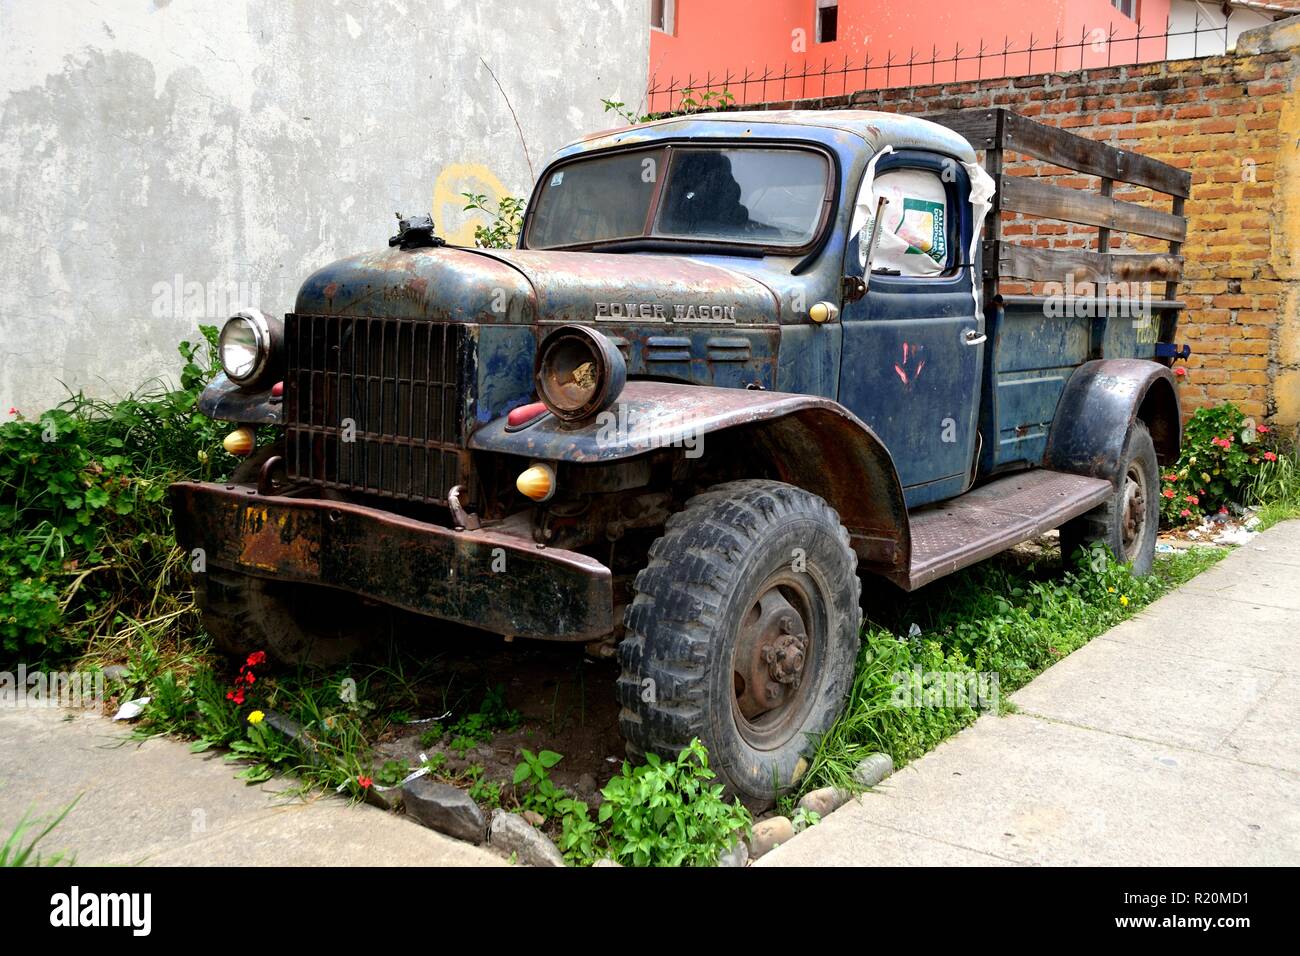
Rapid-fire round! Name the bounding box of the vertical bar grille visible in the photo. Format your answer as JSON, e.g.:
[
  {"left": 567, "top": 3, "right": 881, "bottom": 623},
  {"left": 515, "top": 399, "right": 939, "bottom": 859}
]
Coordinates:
[{"left": 284, "top": 314, "right": 465, "bottom": 503}]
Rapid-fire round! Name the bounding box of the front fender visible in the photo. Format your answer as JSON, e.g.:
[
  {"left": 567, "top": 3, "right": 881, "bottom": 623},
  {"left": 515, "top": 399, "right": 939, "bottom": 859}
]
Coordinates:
[
  {"left": 198, "top": 372, "right": 281, "bottom": 425},
  {"left": 1045, "top": 359, "right": 1181, "bottom": 482},
  {"left": 470, "top": 381, "right": 912, "bottom": 571}
]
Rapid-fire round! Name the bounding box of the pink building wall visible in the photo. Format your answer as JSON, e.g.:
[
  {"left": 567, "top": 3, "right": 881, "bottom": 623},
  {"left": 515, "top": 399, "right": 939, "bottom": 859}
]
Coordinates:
[{"left": 648, "top": 0, "right": 1172, "bottom": 109}]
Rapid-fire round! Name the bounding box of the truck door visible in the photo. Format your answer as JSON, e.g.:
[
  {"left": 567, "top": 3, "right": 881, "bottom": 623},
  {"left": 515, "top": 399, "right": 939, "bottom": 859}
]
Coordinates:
[{"left": 838, "top": 150, "right": 984, "bottom": 509}]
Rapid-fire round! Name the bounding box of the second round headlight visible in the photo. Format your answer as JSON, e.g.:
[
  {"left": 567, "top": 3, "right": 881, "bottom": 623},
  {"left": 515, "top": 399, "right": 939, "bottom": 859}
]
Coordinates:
[{"left": 534, "top": 325, "right": 627, "bottom": 423}]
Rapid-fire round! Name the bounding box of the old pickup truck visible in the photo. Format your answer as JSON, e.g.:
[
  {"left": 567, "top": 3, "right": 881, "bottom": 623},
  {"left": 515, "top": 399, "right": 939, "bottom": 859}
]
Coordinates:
[{"left": 171, "top": 107, "right": 1190, "bottom": 803}]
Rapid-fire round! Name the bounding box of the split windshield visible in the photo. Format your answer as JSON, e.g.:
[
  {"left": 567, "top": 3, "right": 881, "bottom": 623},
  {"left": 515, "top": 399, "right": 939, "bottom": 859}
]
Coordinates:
[{"left": 525, "top": 146, "right": 830, "bottom": 251}]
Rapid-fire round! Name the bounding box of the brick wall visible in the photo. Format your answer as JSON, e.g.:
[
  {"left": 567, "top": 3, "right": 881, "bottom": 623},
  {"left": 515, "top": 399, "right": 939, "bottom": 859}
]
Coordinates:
[{"left": 752, "top": 17, "right": 1300, "bottom": 428}]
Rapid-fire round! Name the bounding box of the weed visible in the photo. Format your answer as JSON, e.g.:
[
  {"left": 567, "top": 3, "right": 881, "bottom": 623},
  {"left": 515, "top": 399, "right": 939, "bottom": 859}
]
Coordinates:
[
  {"left": 599, "top": 739, "right": 751, "bottom": 867},
  {"left": 512, "top": 747, "right": 565, "bottom": 817},
  {"left": 1, "top": 796, "right": 79, "bottom": 866}
]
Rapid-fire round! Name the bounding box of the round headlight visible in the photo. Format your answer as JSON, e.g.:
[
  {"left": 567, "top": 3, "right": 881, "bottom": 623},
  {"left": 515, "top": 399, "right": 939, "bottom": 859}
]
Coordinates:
[
  {"left": 219, "top": 309, "right": 280, "bottom": 387},
  {"left": 534, "top": 325, "right": 626, "bottom": 423}
]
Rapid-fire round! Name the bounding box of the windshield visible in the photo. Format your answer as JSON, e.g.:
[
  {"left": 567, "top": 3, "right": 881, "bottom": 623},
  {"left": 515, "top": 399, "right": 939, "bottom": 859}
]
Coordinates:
[{"left": 526, "top": 146, "right": 830, "bottom": 251}]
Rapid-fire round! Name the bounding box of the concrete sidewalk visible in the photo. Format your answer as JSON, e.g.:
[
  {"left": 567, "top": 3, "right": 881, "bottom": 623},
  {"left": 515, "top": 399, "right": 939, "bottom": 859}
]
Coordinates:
[
  {"left": 761, "top": 520, "right": 1300, "bottom": 867},
  {"left": 0, "top": 704, "right": 502, "bottom": 866}
]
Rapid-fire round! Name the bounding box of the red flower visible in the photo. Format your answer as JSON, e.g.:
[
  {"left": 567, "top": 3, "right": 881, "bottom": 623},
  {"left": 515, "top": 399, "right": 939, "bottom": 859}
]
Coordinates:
[
  {"left": 358, "top": 776, "right": 373, "bottom": 789},
  {"left": 1163, "top": 489, "right": 1176, "bottom": 499},
  {"left": 1180, "top": 509, "right": 1191, "bottom": 517},
  {"left": 1185, "top": 495, "right": 1200, "bottom": 505},
  {"left": 1174, "top": 367, "right": 1187, "bottom": 377},
  {"left": 1163, "top": 473, "right": 1177, "bottom": 482},
  {"left": 6, "top": 407, "right": 15, "bottom": 416},
  {"left": 1257, "top": 425, "right": 1271, "bottom": 434},
  {"left": 1263, "top": 451, "right": 1278, "bottom": 462},
  {"left": 1219, "top": 506, "right": 1229, "bottom": 515}
]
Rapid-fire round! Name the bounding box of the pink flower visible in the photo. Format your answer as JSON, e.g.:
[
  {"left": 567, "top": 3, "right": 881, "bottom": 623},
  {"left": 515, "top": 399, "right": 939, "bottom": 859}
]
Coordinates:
[
  {"left": 1174, "top": 367, "right": 1187, "bottom": 378},
  {"left": 1180, "top": 509, "right": 1191, "bottom": 517},
  {"left": 1257, "top": 425, "right": 1271, "bottom": 434},
  {"left": 1163, "top": 489, "right": 1176, "bottom": 499},
  {"left": 6, "top": 407, "right": 15, "bottom": 416},
  {"left": 1185, "top": 495, "right": 1200, "bottom": 505},
  {"left": 1219, "top": 506, "right": 1229, "bottom": 515},
  {"left": 1263, "top": 451, "right": 1278, "bottom": 462},
  {"left": 358, "top": 776, "right": 373, "bottom": 789}
]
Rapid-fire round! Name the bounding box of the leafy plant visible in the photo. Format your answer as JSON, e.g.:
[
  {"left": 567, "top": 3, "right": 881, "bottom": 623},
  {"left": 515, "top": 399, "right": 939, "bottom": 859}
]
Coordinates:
[
  {"left": 461, "top": 193, "right": 526, "bottom": 249},
  {"left": 677, "top": 87, "right": 735, "bottom": 113},
  {"left": 0, "top": 325, "right": 232, "bottom": 663},
  {"left": 601, "top": 97, "right": 651, "bottom": 125},
  {"left": 556, "top": 797, "right": 600, "bottom": 865},
  {"left": 512, "top": 747, "right": 565, "bottom": 817},
  {"left": 791, "top": 806, "right": 821, "bottom": 833},
  {"left": 599, "top": 739, "right": 751, "bottom": 867},
  {"left": 1158, "top": 403, "right": 1280, "bottom": 526}
]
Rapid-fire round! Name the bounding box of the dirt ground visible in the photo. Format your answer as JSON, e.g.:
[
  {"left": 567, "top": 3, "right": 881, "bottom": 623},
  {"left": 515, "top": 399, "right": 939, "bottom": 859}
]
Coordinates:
[{"left": 372, "top": 620, "right": 626, "bottom": 803}]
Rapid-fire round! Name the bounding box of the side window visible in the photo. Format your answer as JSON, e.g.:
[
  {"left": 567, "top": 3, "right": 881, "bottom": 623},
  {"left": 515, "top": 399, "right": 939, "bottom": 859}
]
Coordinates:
[{"left": 861, "top": 168, "right": 954, "bottom": 278}]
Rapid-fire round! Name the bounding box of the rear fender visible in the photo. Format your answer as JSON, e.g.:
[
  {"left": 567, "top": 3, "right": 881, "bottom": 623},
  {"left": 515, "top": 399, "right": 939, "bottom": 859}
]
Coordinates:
[
  {"left": 470, "top": 381, "right": 911, "bottom": 571},
  {"left": 1045, "top": 359, "right": 1181, "bottom": 482}
]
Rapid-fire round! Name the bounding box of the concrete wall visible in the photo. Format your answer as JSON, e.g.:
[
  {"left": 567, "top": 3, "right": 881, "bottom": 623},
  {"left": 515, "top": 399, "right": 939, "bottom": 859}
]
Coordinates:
[{"left": 0, "top": 0, "right": 649, "bottom": 414}]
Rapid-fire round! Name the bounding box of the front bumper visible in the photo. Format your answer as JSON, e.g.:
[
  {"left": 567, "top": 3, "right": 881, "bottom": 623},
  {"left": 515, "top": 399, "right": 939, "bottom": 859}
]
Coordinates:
[{"left": 169, "top": 482, "right": 613, "bottom": 641}]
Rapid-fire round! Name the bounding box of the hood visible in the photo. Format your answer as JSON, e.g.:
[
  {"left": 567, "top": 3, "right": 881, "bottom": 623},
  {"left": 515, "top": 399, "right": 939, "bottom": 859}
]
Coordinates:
[{"left": 294, "top": 245, "right": 782, "bottom": 326}]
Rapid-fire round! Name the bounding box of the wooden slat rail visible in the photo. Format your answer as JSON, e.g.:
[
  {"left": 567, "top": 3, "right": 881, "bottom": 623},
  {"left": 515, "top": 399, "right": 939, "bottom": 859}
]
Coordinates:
[
  {"left": 928, "top": 108, "right": 1192, "bottom": 198},
  {"left": 926, "top": 107, "right": 1190, "bottom": 310},
  {"left": 998, "top": 175, "right": 1187, "bottom": 242},
  {"left": 990, "top": 244, "right": 1183, "bottom": 285}
]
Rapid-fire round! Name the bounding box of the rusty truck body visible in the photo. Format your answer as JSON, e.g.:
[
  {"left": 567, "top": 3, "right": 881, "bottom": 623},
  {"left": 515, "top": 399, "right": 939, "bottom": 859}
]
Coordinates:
[{"left": 172, "top": 107, "right": 1190, "bottom": 803}]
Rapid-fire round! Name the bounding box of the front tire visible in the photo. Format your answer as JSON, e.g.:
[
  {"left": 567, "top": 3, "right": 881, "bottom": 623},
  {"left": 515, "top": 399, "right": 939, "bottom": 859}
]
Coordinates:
[
  {"left": 1060, "top": 421, "right": 1160, "bottom": 575},
  {"left": 617, "top": 480, "right": 862, "bottom": 807}
]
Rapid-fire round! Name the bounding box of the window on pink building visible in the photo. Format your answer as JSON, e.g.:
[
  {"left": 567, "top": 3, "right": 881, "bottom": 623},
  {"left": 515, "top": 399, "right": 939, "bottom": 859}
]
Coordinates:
[
  {"left": 1110, "top": 0, "right": 1138, "bottom": 19},
  {"left": 651, "top": 0, "right": 675, "bottom": 34},
  {"left": 816, "top": 0, "right": 839, "bottom": 43}
]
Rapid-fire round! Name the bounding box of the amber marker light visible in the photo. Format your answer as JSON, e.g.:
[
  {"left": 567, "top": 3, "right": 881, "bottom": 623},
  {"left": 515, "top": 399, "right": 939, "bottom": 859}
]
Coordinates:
[
  {"left": 222, "top": 426, "right": 255, "bottom": 456},
  {"left": 516, "top": 462, "right": 556, "bottom": 502}
]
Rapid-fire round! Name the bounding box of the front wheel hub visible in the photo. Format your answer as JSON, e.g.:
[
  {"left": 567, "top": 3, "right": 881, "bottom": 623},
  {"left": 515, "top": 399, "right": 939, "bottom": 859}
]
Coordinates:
[{"left": 735, "top": 587, "right": 808, "bottom": 720}]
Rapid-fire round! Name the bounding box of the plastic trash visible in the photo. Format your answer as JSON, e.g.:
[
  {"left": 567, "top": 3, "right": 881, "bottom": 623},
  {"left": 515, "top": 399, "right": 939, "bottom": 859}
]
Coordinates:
[{"left": 112, "top": 696, "right": 151, "bottom": 721}]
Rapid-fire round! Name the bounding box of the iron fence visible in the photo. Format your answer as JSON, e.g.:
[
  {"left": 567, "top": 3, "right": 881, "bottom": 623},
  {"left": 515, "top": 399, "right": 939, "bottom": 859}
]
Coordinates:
[{"left": 645, "top": 12, "right": 1253, "bottom": 114}]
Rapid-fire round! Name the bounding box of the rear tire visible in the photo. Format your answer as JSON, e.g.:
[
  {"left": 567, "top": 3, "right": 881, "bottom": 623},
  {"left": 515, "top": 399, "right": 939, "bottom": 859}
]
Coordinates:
[
  {"left": 617, "top": 480, "right": 862, "bottom": 807},
  {"left": 1060, "top": 421, "right": 1159, "bottom": 576},
  {"left": 197, "top": 569, "right": 367, "bottom": 668}
]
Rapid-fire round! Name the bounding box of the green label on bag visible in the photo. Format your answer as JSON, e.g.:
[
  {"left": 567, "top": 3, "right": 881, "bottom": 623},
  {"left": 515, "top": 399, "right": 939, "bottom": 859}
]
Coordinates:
[{"left": 894, "top": 198, "right": 946, "bottom": 263}]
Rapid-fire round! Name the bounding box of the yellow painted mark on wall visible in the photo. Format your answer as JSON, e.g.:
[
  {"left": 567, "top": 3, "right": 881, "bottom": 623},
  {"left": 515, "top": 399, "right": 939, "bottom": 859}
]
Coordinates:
[{"left": 432, "top": 162, "right": 510, "bottom": 246}]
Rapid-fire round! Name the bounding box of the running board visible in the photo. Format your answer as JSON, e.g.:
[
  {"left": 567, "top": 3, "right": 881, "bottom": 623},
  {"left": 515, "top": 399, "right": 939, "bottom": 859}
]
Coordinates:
[{"left": 899, "top": 470, "right": 1114, "bottom": 590}]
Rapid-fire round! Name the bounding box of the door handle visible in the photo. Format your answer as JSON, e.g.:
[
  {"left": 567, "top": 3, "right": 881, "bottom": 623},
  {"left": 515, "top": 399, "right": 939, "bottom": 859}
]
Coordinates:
[{"left": 963, "top": 329, "right": 987, "bottom": 346}]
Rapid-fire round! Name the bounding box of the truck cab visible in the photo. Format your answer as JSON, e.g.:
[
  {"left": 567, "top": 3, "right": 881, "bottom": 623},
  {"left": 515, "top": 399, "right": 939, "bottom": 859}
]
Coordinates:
[{"left": 173, "top": 108, "right": 1188, "bottom": 804}]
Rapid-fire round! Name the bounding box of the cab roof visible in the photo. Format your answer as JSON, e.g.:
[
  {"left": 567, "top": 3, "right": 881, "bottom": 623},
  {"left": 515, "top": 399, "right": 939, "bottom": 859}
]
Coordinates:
[{"left": 556, "top": 109, "right": 978, "bottom": 166}]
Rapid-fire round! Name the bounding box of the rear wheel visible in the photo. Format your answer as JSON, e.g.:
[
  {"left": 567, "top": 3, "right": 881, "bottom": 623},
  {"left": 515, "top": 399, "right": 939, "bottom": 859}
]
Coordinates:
[
  {"left": 197, "top": 569, "right": 367, "bottom": 668},
  {"left": 617, "top": 480, "right": 862, "bottom": 807},
  {"left": 1060, "top": 421, "right": 1159, "bottom": 575}
]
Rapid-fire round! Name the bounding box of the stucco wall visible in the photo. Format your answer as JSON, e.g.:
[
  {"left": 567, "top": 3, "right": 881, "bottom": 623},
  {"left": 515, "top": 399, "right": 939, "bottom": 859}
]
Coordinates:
[{"left": 0, "top": 0, "right": 649, "bottom": 414}]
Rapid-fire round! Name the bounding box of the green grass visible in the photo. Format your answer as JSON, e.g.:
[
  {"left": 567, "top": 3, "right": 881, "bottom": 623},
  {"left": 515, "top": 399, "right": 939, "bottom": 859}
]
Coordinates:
[
  {"left": 1, "top": 796, "right": 79, "bottom": 866},
  {"left": 1250, "top": 447, "right": 1300, "bottom": 530},
  {"left": 802, "top": 544, "right": 1228, "bottom": 795}
]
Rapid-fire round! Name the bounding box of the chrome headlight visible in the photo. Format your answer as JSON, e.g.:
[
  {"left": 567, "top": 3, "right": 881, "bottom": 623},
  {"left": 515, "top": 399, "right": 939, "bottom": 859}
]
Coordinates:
[
  {"left": 218, "top": 309, "right": 280, "bottom": 388},
  {"left": 534, "top": 325, "right": 626, "bottom": 423}
]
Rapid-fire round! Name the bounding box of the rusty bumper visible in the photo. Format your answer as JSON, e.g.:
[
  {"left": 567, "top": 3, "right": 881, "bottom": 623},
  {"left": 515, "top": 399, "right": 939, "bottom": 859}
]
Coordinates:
[{"left": 169, "top": 482, "right": 613, "bottom": 641}]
